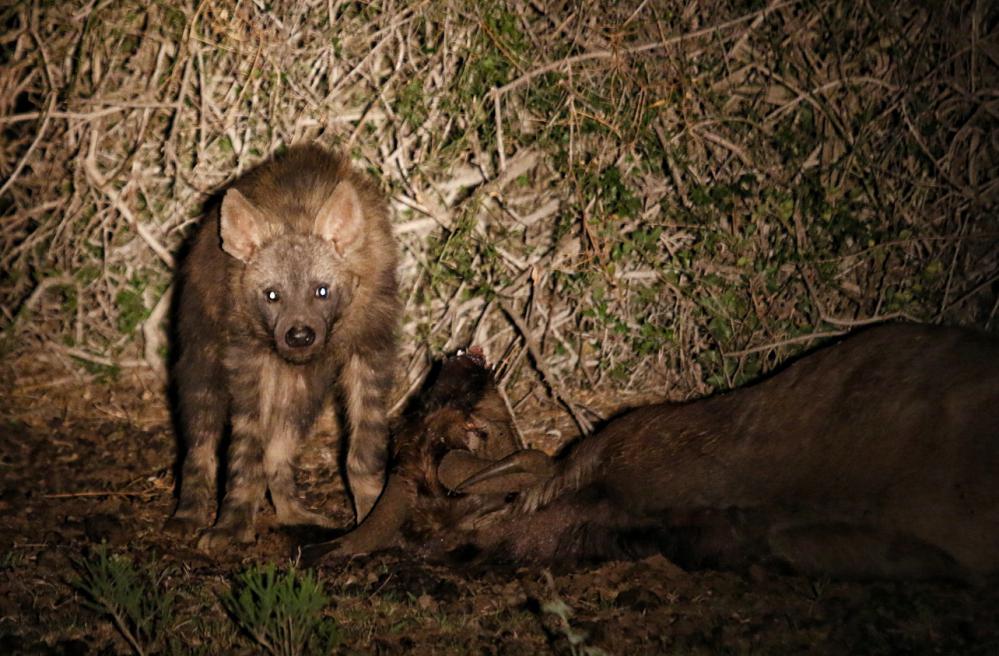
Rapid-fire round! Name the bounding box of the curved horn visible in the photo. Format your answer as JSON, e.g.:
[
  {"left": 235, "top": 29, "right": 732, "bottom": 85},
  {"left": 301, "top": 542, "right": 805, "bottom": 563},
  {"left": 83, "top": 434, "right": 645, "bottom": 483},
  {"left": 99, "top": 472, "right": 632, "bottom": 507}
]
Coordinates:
[{"left": 453, "top": 449, "right": 555, "bottom": 494}]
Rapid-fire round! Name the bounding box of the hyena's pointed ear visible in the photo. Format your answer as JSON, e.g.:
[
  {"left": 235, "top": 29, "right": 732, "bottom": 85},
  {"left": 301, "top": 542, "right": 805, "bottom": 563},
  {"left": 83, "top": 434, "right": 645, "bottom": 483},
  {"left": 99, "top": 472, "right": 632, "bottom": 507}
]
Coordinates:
[
  {"left": 314, "top": 181, "right": 365, "bottom": 255},
  {"left": 220, "top": 189, "right": 266, "bottom": 262}
]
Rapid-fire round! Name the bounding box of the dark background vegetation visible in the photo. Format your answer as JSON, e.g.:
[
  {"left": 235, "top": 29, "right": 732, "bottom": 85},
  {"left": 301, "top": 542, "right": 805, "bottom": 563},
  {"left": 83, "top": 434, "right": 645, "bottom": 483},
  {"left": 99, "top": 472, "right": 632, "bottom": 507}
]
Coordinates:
[
  {"left": 1, "top": 0, "right": 997, "bottom": 653},
  {"left": 3, "top": 0, "right": 996, "bottom": 416}
]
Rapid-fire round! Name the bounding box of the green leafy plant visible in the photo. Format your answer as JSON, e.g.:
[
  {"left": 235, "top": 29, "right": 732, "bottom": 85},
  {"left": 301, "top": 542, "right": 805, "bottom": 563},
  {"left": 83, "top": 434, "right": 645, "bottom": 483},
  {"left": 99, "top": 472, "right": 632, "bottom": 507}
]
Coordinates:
[
  {"left": 222, "top": 564, "right": 339, "bottom": 656},
  {"left": 73, "top": 545, "right": 175, "bottom": 656},
  {"left": 539, "top": 571, "right": 607, "bottom": 656},
  {"left": 0, "top": 550, "right": 27, "bottom": 570}
]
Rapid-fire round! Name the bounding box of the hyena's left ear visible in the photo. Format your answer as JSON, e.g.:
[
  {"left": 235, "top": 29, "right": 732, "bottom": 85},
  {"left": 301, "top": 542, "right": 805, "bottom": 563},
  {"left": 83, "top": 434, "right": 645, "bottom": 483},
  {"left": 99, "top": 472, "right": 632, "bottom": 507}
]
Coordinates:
[{"left": 314, "top": 180, "right": 365, "bottom": 256}]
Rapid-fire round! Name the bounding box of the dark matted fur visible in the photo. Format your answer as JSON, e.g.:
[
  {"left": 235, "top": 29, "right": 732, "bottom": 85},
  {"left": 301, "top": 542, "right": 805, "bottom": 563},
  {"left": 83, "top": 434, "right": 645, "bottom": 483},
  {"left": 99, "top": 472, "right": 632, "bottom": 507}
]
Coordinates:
[
  {"left": 298, "top": 349, "right": 522, "bottom": 562},
  {"left": 306, "top": 324, "right": 999, "bottom": 582},
  {"left": 166, "top": 144, "right": 399, "bottom": 551},
  {"left": 466, "top": 324, "right": 999, "bottom": 580}
]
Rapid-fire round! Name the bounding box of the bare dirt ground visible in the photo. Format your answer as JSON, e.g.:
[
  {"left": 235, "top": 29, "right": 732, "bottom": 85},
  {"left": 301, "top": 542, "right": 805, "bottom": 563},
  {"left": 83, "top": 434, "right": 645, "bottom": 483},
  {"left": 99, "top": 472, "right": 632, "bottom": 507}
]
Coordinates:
[{"left": 2, "top": 369, "right": 998, "bottom": 655}]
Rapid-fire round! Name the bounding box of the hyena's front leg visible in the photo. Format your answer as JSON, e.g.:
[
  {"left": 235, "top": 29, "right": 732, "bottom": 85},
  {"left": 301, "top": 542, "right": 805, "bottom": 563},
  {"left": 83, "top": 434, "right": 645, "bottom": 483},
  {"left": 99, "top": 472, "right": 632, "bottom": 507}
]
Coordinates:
[
  {"left": 343, "top": 353, "right": 393, "bottom": 523},
  {"left": 197, "top": 412, "right": 267, "bottom": 551},
  {"left": 165, "top": 352, "right": 225, "bottom": 535},
  {"left": 265, "top": 419, "right": 336, "bottom": 528}
]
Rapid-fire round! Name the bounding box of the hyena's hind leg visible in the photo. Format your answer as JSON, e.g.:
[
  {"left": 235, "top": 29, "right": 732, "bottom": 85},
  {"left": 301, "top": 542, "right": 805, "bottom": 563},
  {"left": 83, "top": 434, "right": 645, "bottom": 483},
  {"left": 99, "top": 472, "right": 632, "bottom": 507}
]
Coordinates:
[
  {"left": 165, "top": 354, "right": 226, "bottom": 535},
  {"left": 343, "top": 353, "right": 393, "bottom": 523}
]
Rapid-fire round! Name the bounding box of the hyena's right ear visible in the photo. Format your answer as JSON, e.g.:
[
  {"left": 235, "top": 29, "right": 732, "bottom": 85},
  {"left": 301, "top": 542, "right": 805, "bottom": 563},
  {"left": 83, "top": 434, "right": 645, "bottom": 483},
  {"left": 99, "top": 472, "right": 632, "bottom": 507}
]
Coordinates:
[{"left": 220, "top": 189, "right": 266, "bottom": 262}]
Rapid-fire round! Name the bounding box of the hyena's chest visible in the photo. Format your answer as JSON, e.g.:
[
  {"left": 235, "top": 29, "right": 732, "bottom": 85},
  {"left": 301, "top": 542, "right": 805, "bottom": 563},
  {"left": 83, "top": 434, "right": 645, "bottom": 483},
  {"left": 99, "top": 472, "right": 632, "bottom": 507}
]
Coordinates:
[{"left": 228, "top": 349, "right": 337, "bottom": 431}]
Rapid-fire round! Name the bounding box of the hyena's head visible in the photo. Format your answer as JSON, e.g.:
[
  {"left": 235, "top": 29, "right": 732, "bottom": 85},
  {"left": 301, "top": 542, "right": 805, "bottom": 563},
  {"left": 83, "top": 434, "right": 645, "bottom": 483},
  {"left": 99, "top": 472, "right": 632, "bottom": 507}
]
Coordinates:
[{"left": 219, "top": 180, "right": 366, "bottom": 364}]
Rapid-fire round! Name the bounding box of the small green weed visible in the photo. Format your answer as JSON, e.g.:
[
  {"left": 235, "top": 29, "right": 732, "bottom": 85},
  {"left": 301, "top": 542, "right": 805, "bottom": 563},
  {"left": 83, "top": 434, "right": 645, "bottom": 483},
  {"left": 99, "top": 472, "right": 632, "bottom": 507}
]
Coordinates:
[
  {"left": 115, "top": 277, "right": 149, "bottom": 335},
  {"left": 540, "top": 571, "right": 607, "bottom": 656},
  {"left": 73, "top": 544, "right": 175, "bottom": 656},
  {"left": 0, "top": 550, "right": 27, "bottom": 570},
  {"left": 222, "top": 564, "right": 340, "bottom": 656}
]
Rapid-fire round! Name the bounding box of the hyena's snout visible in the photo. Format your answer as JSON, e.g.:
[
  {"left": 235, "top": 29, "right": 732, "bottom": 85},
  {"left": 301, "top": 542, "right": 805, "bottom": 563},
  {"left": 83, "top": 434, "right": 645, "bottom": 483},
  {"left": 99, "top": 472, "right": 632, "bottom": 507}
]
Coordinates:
[
  {"left": 275, "top": 317, "right": 326, "bottom": 363},
  {"left": 285, "top": 324, "right": 316, "bottom": 348}
]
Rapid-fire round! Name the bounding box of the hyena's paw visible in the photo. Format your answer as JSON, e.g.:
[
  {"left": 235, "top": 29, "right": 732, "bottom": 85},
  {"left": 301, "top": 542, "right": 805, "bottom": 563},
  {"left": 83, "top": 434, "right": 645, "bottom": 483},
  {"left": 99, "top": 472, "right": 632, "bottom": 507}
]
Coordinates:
[
  {"left": 274, "top": 501, "right": 338, "bottom": 529},
  {"left": 196, "top": 525, "right": 255, "bottom": 552},
  {"left": 163, "top": 514, "right": 207, "bottom": 536}
]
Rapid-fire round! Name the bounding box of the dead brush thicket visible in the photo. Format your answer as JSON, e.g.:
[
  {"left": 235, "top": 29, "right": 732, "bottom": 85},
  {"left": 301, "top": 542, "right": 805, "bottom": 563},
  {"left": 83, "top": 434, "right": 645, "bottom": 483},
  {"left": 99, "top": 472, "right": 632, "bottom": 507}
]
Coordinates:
[
  {"left": 2, "top": 2, "right": 999, "bottom": 654},
  {"left": 1, "top": 0, "right": 996, "bottom": 440}
]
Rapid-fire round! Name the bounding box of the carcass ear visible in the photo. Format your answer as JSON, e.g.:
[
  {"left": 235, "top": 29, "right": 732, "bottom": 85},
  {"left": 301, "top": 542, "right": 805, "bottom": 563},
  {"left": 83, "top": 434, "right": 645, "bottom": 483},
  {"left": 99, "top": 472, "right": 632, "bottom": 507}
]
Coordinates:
[
  {"left": 314, "top": 180, "right": 365, "bottom": 255},
  {"left": 219, "top": 189, "right": 266, "bottom": 262}
]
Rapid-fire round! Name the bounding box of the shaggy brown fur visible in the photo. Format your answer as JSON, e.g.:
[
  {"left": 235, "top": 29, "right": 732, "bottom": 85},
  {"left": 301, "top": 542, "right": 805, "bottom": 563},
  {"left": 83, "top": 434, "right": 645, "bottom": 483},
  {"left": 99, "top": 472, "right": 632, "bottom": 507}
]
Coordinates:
[{"left": 166, "top": 144, "right": 399, "bottom": 551}]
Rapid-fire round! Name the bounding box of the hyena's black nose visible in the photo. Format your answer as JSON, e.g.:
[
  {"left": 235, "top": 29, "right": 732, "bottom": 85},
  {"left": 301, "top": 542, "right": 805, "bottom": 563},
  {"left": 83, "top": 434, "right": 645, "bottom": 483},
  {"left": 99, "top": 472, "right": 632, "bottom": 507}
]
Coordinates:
[{"left": 285, "top": 325, "right": 316, "bottom": 348}]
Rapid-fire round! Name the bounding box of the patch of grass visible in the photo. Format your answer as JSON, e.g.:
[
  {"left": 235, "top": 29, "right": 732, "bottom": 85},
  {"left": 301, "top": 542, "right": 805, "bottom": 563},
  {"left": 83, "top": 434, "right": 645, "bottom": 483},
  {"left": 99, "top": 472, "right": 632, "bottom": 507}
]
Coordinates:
[
  {"left": 76, "top": 358, "right": 121, "bottom": 382},
  {"left": 73, "top": 544, "right": 176, "bottom": 656},
  {"left": 0, "top": 550, "right": 28, "bottom": 570},
  {"left": 396, "top": 77, "right": 429, "bottom": 130},
  {"left": 222, "top": 564, "right": 340, "bottom": 656},
  {"left": 115, "top": 279, "right": 148, "bottom": 335}
]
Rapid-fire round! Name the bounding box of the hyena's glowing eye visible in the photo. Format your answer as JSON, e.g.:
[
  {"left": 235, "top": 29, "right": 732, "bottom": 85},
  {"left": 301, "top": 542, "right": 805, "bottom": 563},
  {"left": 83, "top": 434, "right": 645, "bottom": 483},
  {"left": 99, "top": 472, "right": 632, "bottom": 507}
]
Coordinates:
[
  {"left": 264, "top": 289, "right": 280, "bottom": 303},
  {"left": 315, "top": 285, "right": 329, "bottom": 299}
]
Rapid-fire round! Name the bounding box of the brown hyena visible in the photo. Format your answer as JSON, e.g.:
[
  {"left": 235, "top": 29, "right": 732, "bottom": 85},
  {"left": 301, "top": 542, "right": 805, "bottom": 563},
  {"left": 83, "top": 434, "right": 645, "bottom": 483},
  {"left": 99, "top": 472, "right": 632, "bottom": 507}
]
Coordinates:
[{"left": 165, "top": 144, "right": 399, "bottom": 551}]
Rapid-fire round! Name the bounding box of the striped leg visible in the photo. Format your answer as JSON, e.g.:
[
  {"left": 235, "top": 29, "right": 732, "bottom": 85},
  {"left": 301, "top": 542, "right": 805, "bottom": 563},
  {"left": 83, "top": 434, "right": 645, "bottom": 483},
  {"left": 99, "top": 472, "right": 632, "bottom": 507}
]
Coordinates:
[
  {"left": 197, "top": 414, "right": 266, "bottom": 550},
  {"left": 165, "top": 354, "right": 224, "bottom": 535},
  {"left": 343, "top": 353, "right": 392, "bottom": 522}
]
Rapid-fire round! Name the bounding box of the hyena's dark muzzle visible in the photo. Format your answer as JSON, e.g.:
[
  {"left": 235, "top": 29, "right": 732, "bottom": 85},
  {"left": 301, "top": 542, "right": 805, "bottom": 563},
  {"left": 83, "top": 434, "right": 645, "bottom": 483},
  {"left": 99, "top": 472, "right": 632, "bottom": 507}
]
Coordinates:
[
  {"left": 285, "top": 324, "right": 316, "bottom": 348},
  {"left": 275, "top": 317, "right": 326, "bottom": 363}
]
